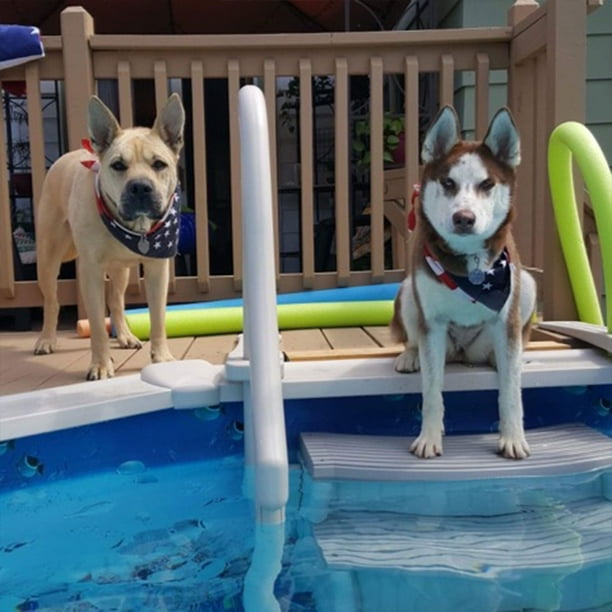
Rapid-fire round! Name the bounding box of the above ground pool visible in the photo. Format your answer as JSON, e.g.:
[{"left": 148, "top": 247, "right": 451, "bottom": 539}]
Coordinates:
[{"left": 1, "top": 382, "right": 611, "bottom": 612}]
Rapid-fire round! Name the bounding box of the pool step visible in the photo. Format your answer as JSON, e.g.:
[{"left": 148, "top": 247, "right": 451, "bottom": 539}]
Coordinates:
[
  {"left": 300, "top": 423, "right": 612, "bottom": 482},
  {"left": 312, "top": 498, "right": 612, "bottom": 612},
  {"left": 315, "top": 498, "right": 612, "bottom": 572},
  {"left": 299, "top": 424, "right": 612, "bottom": 521}
]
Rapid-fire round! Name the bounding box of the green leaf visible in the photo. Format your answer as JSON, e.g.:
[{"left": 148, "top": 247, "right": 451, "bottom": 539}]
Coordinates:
[{"left": 386, "top": 135, "right": 400, "bottom": 147}]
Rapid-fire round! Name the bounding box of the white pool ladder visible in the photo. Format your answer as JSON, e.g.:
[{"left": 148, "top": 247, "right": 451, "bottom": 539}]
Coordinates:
[
  {"left": 237, "top": 85, "right": 289, "bottom": 526},
  {"left": 238, "top": 84, "right": 288, "bottom": 612}
]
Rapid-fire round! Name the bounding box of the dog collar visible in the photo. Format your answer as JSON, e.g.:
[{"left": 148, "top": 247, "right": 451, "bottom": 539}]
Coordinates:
[
  {"left": 423, "top": 245, "right": 512, "bottom": 312},
  {"left": 81, "top": 139, "right": 180, "bottom": 258}
]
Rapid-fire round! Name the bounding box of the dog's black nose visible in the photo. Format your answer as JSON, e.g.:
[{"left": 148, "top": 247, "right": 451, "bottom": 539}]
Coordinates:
[
  {"left": 126, "top": 179, "right": 154, "bottom": 198},
  {"left": 121, "top": 179, "right": 162, "bottom": 219},
  {"left": 452, "top": 210, "right": 476, "bottom": 233}
]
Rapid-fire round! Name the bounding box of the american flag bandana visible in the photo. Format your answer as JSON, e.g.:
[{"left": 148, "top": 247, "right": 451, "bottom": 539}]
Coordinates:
[
  {"left": 423, "top": 245, "right": 512, "bottom": 312},
  {"left": 81, "top": 139, "right": 180, "bottom": 259}
]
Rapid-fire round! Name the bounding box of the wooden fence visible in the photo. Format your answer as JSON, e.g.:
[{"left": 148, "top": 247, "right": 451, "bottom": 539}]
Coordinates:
[{"left": 0, "top": 1, "right": 600, "bottom": 322}]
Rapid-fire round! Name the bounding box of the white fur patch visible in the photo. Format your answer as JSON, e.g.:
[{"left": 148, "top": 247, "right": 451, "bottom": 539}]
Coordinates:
[{"left": 422, "top": 153, "right": 511, "bottom": 257}]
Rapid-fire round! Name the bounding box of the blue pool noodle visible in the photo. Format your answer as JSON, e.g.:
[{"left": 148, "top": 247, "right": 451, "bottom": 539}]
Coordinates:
[{"left": 125, "top": 282, "right": 400, "bottom": 315}]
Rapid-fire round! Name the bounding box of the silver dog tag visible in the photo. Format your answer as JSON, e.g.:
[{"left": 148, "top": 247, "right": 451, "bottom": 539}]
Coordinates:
[
  {"left": 138, "top": 235, "right": 150, "bottom": 255},
  {"left": 468, "top": 268, "right": 485, "bottom": 285}
]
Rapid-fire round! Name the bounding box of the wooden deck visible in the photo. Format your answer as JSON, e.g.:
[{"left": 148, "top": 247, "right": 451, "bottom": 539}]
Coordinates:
[
  {"left": 0, "top": 318, "right": 584, "bottom": 397},
  {"left": 0, "top": 324, "right": 404, "bottom": 396}
]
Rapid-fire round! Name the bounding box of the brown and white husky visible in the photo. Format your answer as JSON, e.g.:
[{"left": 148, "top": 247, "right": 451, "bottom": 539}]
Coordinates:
[{"left": 391, "top": 106, "right": 536, "bottom": 459}]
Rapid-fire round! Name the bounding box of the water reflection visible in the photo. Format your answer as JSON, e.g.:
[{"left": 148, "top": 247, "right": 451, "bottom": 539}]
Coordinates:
[{"left": 243, "top": 522, "right": 286, "bottom": 612}]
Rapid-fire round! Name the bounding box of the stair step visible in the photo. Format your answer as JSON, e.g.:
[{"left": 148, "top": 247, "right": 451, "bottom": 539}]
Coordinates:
[
  {"left": 300, "top": 424, "right": 612, "bottom": 482},
  {"left": 314, "top": 498, "right": 612, "bottom": 573}
]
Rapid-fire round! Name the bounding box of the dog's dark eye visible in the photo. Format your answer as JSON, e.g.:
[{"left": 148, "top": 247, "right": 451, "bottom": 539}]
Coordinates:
[
  {"left": 152, "top": 159, "right": 168, "bottom": 171},
  {"left": 440, "top": 177, "right": 456, "bottom": 191},
  {"left": 479, "top": 178, "right": 495, "bottom": 191},
  {"left": 110, "top": 160, "right": 127, "bottom": 172}
]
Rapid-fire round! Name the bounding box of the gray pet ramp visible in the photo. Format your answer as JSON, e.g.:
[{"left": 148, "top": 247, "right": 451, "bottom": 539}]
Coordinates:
[{"left": 300, "top": 424, "right": 612, "bottom": 481}]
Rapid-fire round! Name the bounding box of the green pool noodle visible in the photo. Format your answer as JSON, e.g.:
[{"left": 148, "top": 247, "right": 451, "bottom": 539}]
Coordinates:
[
  {"left": 548, "top": 121, "right": 612, "bottom": 329},
  {"left": 125, "top": 300, "right": 394, "bottom": 340}
]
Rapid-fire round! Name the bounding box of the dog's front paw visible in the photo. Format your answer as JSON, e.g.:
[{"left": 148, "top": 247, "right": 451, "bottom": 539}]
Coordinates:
[
  {"left": 34, "top": 336, "right": 56, "bottom": 355},
  {"left": 395, "top": 348, "right": 420, "bottom": 373},
  {"left": 410, "top": 432, "right": 443, "bottom": 458},
  {"left": 497, "top": 435, "right": 530, "bottom": 459},
  {"left": 86, "top": 358, "right": 115, "bottom": 380},
  {"left": 151, "top": 346, "right": 175, "bottom": 363},
  {"left": 116, "top": 331, "right": 143, "bottom": 350}
]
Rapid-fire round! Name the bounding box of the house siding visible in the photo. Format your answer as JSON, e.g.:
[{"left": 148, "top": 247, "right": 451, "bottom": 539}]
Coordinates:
[{"left": 435, "top": 0, "right": 612, "bottom": 165}]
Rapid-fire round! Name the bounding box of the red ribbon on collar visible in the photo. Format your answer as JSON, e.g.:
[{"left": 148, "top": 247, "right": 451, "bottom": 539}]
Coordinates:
[
  {"left": 80, "top": 138, "right": 98, "bottom": 170},
  {"left": 408, "top": 184, "right": 419, "bottom": 231}
]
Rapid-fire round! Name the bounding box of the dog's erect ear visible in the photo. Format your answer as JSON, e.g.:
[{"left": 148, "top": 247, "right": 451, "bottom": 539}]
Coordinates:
[
  {"left": 152, "top": 93, "right": 185, "bottom": 156},
  {"left": 483, "top": 108, "right": 521, "bottom": 168},
  {"left": 87, "top": 96, "right": 121, "bottom": 155},
  {"left": 421, "top": 106, "right": 460, "bottom": 163}
]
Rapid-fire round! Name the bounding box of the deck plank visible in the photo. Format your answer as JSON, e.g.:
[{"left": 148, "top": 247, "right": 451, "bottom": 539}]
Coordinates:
[
  {"left": 322, "top": 327, "right": 380, "bottom": 350},
  {"left": 280, "top": 329, "right": 330, "bottom": 352},
  {"left": 364, "top": 325, "right": 401, "bottom": 348},
  {"left": 184, "top": 334, "right": 239, "bottom": 364}
]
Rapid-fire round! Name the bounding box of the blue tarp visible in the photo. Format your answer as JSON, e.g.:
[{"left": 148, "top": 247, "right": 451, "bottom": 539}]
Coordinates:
[{"left": 0, "top": 25, "right": 44, "bottom": 70}]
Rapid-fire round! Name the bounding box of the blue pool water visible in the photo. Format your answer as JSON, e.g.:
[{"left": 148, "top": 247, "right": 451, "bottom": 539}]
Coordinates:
[{"left": 1, "top": 385, "right": 611, "bottom": 611}]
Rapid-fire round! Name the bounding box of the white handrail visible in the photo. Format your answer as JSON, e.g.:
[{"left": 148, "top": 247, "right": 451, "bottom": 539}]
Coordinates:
[{"left": 238, "top": 84, "right": 289, "bottom": 525}]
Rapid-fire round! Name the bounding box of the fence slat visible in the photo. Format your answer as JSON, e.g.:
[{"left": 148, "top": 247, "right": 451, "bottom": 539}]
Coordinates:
[
  {"left": 228, "top": 59, "right": 242, "bottom": 291},
  {"left": 0, "top": 83, "right": 15, "bottom": 298},
  {"left": 154, "top": 60, "right": 169, "bottom": 107},
  {"left": 299, "top": 58, "right": 314, "bottom": 288},
  {"left": 475, "top": 53, "right": 490, "bottom": 139},
  {"left": 115, "top": 60, "right": 142, "bottom": 296},
  {"left": 334, "top": 57, "right": 350, "bottom": 285},
  {"left": 264, "top": 60, "right": 280, "bottom": 279},
  {"left": 369, "top": 57, "right": 385, "bottom": 281},
  {"left": 25, "top": 64, "right": 45, "bottom": 208},
  {"left": 440, "top": 54, "right": 455, "bottom": 107},
  {"left": 533, "top": 54, "right": 548, "bottom": 276},
  {"left": 117, "top": 61, "right": 134, "bottom": 127},
  {"left": 190, "top": 60, "right": 210, "bottom": 292},
  {"left": 61, "top": 8, "right": 95, "bottom": 151},
  {"left": 402, "top": 55, "right": 420, "bottom": 271}
]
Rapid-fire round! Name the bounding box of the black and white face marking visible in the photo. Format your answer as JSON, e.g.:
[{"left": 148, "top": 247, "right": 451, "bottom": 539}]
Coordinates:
[{"left": 421, "top": 152, "right": 511, "bottom": 254}]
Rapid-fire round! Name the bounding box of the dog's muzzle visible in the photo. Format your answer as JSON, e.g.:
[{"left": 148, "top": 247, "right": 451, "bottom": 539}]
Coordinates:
[{"left": 120, "top": 178, "right": 164, "bottom": 220}]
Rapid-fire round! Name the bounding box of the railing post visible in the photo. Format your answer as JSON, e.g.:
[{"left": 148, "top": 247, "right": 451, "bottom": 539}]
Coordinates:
[
  {"left": 508, "top": 0, "right": 539, "bottom": 27},
  {"left": 0, "top": 97, "right": 15, "bottom": 298},
  {"left": 60, "top": 7, "right": 95, "bottom": 319},
  {"left": 509, "top": 0, "right": 589, "bottom": 322},
  {"left": 60, "top": 7, "right": 95, "bottom": 151},
  {"left": 542, "top": 0, "right": 587, "bottom": 321}
]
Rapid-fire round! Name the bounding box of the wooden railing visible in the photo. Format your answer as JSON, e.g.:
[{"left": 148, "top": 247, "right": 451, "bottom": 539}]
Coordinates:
[{"left": 0, "top": 1, "right": 598, "bottom": 321}]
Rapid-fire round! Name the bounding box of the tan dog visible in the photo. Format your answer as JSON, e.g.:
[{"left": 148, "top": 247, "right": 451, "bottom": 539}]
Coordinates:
[{"left": 34, "top": 94, "right": 185, "bottom": 380}]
